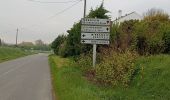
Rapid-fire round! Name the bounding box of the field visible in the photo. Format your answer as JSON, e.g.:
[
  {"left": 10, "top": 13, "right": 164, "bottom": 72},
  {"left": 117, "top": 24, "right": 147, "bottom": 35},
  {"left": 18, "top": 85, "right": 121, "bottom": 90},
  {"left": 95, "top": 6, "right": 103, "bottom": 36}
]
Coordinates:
[
  {"left": 0, "top": 46, "right": 33, "bottom": 63},
  {"left": 49, "top": 55, "right": 170, "bottom": 100}
]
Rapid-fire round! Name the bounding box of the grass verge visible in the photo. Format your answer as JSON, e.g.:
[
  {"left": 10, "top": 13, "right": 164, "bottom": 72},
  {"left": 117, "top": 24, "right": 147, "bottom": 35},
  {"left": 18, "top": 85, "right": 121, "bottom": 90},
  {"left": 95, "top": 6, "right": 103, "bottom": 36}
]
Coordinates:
[
  {"left": 0, "top": 46, "right": 34, "bottom": 63},
  {"left": 49, "top": 54, "right": 170, "bottom": 100}
]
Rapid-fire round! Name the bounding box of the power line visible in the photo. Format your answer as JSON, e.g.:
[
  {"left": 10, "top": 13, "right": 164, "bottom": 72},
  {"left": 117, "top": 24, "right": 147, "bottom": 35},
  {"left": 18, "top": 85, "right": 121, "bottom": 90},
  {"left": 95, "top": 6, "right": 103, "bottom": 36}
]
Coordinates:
[
  {"left": 3, "top": 0, "right": 82, "bottom": 36},
  {"left": 22, "top": 0, "right": 82, "bottom": 31},
  {"left": 49, "top": 0, "right": 82, "bottom": 19},
  {"left": 28, "top": 0, "right": 80, "bottom": 4}
]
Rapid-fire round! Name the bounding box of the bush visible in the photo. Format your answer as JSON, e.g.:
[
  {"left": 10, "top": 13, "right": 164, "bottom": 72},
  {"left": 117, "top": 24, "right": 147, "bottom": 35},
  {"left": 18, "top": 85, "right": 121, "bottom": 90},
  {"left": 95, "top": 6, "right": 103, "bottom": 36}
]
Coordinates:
[
  {"left": 58, "top": 41, "right": 68, "bottom": 57},
  {"left": 134, "top": 9, "right": 170, "bottom": 55},
  {"left": 163, "top": 30, "right": 170, "bottom": 53},
  {"left": 134, "top": 21, "right": 170, "bottom": 55},
  {"left": 76, "top": 53, "right": 92, "bottom": 72},
  {"left": 51, "top": 35, "right": 67, "bottom": 55},
  {"left": 95, "top": 50, "right": 138, "bottom": 86},
  {"left": 111, "top": 20, "right": 139, "bottom": 52}
]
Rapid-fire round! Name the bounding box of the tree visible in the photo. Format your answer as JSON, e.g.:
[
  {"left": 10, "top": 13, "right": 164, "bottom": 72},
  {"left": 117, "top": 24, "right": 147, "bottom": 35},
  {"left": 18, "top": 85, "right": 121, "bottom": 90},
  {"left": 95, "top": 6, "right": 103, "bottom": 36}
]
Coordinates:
[
  {"left": 35, "top": 39, "right": 44, "bottom": 46},
  {"left": 63, "top": 3, "right": 110, "bottom": 57},
  {"left": 144, "top": 8, "right": 169, "bottom": 22},
  {"left": 87, "top": 3, "right": 109, "bottom": 18},
  {"left": 51, "top": 35, "right": 67, "bottom": 55},
  {"left": 134, "top": 9, "right": 170, "bottom": 55}
]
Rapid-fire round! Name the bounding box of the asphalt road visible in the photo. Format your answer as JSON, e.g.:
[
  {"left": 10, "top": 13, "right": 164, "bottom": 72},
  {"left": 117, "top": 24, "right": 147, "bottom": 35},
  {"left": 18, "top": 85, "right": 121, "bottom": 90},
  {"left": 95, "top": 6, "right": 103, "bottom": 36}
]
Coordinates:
[{"left": 0, "top": 54, "right": 52, "bottom": 100}]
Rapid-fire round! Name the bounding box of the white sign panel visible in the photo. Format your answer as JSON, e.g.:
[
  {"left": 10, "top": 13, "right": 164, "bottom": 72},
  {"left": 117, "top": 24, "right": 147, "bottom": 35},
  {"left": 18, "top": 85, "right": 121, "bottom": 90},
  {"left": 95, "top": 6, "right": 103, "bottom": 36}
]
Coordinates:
[
  {"left": 81, "top": 40, "right": 110, "bottom": 45},
  {"left": 81, "top": 18, "right": 111, "bottom": 26},
  {"left": 81, "top": 33, "right": 110, "bottom": 40},
  {"left": 81, "top": 25, "right": 110, "bottom": 33},
  {"left": 81, "top": 18, "right": 111, "bottom": 45}
]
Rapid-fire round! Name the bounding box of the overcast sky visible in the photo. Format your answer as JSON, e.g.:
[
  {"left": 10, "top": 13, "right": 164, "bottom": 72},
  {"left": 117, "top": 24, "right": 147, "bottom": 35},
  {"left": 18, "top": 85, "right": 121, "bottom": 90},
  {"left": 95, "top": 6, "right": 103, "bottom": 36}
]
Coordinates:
[{"left": 0, "top": 0, "right": 170, "bottom": 44}]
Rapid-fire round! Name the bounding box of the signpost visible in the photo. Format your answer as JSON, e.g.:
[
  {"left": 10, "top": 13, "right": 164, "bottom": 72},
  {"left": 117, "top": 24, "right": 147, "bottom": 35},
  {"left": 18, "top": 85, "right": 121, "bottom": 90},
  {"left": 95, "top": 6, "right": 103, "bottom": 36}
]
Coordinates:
[{"left": 81, "top": 18, "right": 111, "bottom": 67}]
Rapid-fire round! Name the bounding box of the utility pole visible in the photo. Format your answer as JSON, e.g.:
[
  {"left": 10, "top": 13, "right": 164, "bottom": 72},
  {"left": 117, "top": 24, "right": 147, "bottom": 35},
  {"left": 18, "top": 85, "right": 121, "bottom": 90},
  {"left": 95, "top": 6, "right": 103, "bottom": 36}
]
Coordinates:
[
  {"left": 83, "top": 0, "right": 96, "bottom": 67},
  {"left": 16, "top": 28, "right": 19, "bottom": 46},
  {"left": 0, "top": 38, "right": 1, "bottom": 46},
  {"left": 84, "top": 0, "right": 86, "bottom": 18}
]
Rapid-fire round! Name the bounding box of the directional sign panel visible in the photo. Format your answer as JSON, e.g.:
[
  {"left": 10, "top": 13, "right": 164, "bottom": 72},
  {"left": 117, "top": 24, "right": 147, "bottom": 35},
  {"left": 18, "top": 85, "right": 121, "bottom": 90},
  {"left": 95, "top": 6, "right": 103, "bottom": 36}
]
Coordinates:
[
  {"left": 81, "top": 18, "right": 111, "bottom": 26},
  {"left": 81, "top": 40, "right": 110, "bottom": 45},
  {"left": 81, "top": 33, "right": 110, "bottom": 40},
  {"left": 81, "top": 18, "right": 111, "bottom": 45},
  {"left": 81, "top": 25, "right": 110, "bottom": 33}
]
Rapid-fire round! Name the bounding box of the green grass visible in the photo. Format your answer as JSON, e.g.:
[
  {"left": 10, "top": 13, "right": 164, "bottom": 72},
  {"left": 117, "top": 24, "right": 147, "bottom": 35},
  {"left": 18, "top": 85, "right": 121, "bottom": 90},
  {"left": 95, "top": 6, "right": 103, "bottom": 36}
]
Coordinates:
[
  {"left": 49, "top": 54, "right": 170, "bottom": 100},
  {"left": 0, "top": 46, "right": 33, "bottom": 63}
]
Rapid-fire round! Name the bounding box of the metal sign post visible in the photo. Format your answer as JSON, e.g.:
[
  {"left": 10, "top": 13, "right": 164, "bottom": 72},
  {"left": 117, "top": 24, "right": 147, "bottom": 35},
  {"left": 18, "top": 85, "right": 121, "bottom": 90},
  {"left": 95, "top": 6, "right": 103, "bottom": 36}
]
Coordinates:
[
  {"left": 81, "top": 18, "right": 111, "bottom": 67},
  {"left": 93, "top": 44, "right": 97, "bottom": 67}
]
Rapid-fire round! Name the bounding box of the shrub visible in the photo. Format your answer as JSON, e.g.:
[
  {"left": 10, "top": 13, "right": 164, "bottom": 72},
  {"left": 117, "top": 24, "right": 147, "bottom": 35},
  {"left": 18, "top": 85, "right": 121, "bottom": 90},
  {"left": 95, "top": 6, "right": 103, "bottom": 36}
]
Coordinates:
[
  {"left": 58, "top": 41, "right": 68, "bottom": 57},
  {"left": 163, "top": 30, "right": 170, "bottom": 53},
  {"left": 112, "top": 20, "right": 139, "bottom": 51},
  {"left": 132, "top": 9, "right": 170, "bottom": 55},
  {"left": 95, "top": 50, "right": 138, "bottom": 87},
  {"left": 76, "top": 53, "right": 92, "bottom": 72},
  {"left": 134, "top": 21, "right": 170, "bottom": 55},
  {"left": 51, "top": 35, "right": 67, "bottom": 55}
]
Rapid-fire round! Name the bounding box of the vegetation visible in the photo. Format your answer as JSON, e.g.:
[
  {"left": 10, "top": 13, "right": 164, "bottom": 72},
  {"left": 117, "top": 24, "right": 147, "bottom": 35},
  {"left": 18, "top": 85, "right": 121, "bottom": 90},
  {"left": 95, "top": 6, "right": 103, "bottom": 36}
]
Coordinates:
[
  {"left": 51, "top": 7, "right": 170, "bottom": 56},
  {"left": 51, "top": 4, "right": 170, "bottom": 87},
  {"left": 51, "top": 35, "right": 67, "bottom": 56},
  {"left": 49, "top": 55, "right": 170, "bottom": 100},
  {"left": 51, "top": 3, "right": 109, "bottom": 57},
  {"left": 50, "top": 3, "right": 170, "bottom": 100},
  {"left": 134, "top": 10, "right": 170, "bottom": 55},
  {"left": 19, "top": 40, "right": 51, "bottom": 51},
  {"left": 163, "top": 30, "right": 170, "bottom": 53},
  {"left": 0, "top": 46, "right": 33, "bottom": 63},
  {"left": 19, "top": 45, "right": 51, "bottom": 51},
  {"left": 96, "top": 50, "right": 138, "bottom": 86}
]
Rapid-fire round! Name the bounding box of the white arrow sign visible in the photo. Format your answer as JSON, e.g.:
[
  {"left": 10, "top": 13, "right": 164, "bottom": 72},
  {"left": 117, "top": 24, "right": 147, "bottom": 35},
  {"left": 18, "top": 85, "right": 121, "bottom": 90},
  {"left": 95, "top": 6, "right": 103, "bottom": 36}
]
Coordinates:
[
  {"left": 81, "top": 33, "right": 110, "bottom": 40},
  {"left": 81, "top": 25, "right": 110, "bottom": 33},
  {"left": 81, "top": 18, "right": 111, "bottom": 26},
  {"left": 81, "top": 40, "right": 110, "bottom": 44}
]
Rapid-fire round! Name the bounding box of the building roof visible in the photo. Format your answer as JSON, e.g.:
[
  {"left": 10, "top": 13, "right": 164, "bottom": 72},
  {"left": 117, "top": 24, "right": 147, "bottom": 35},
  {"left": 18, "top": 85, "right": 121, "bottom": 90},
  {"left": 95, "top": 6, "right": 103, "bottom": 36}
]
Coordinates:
[{"left": 113, "top": 11, "right": 142, "bottom": 22}]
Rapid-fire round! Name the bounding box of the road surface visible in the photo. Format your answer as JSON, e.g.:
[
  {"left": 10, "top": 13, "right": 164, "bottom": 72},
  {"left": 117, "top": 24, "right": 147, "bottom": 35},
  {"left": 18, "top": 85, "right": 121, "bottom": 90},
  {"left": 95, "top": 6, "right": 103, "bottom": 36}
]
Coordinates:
[{"left": 0, "top": 54, "right": 52, "bottom": 100}]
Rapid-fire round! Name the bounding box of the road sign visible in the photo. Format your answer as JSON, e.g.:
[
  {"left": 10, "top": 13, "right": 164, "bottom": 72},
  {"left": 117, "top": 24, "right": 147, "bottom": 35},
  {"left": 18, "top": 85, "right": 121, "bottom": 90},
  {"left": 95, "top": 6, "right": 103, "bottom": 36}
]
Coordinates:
[
  {"left": 81, "top": 25, "right": 110, "bottom": 33},
  {"left": 81, "top": 18, "right": 111, "bottom": 68},
  {"left": 81, "top": 40, "right": 110, "bottom": 45},
  {"left": 81, "top": 18, "right": 111, "bottom": 26},
  {"left": 81, "top": 33, "right": 110, "bottom": 40}
]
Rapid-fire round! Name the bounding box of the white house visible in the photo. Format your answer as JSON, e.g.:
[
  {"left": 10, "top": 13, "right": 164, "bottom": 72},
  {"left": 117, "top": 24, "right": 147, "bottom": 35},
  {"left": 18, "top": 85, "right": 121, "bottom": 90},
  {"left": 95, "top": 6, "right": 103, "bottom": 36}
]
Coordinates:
[{"left": 113, "top": 10, "right": 143, "bottom": 24}]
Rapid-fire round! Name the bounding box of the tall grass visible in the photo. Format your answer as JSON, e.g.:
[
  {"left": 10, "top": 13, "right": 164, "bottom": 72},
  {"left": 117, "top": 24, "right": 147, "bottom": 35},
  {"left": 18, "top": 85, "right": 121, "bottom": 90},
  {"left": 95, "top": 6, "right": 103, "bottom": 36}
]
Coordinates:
[
  {"left": 0, "top": 46, "right": 32, "bottom": 62},
  {"left": 49, "top": 55, "right": 170, "bottom": 100}
]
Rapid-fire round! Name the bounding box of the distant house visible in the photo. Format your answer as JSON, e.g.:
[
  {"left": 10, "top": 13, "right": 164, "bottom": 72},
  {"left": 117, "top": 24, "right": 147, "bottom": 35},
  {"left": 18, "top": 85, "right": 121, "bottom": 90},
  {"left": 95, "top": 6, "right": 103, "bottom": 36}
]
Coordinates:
[
  {"left": 19, "top": 41, "right": 34, "bottom": 46},
  {"left": 113, "top": 10, "right": 143, "bottom": 24}
]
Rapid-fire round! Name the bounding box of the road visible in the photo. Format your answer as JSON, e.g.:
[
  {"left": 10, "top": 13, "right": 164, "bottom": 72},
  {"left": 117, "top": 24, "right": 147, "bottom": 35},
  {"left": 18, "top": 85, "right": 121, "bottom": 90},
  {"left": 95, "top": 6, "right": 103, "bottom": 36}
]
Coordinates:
[{"left": 0, "top": 54, "right": 52, "bottom": 100}]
